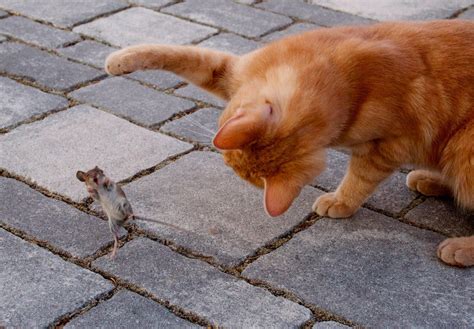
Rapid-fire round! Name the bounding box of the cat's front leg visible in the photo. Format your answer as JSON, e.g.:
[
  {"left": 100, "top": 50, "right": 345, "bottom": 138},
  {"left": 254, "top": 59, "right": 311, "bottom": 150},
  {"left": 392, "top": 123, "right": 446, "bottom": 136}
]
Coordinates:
[{"left": 313, "top": 150, "right": 397, "bottom": 218}]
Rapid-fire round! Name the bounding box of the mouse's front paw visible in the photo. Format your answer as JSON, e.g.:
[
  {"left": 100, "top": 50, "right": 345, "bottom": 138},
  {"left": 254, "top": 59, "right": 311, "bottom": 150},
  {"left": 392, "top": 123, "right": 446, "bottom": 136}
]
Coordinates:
[
  {"left": 105, "top": 48, "right": 140, "bottom": 75},
  {"left": 312, "top": 192, "right": 357, "bottom": 218}
]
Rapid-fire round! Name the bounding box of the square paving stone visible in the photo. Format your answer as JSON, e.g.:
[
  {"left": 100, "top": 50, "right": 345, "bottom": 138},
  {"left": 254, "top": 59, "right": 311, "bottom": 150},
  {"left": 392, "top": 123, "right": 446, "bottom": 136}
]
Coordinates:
[
  {"left": 160, "top": 107, "right": 220, "bottom": 145},
  {"left": 58, "top": 40, "right": 115, "bottom": 68},
  {"left": 0, "top": 76, "right": 68, "bottom": 130},
  {"left": 128, "top": 70, "right": 183, "bottom": 90},
  {"left": 93, "top": 237, "right": 312, "bottom": 327},
  {"left": 163, "top": 0, "right": 292, "bottom": 38},
  {"left": 262, "top": 23, "right": 321, "bottom": 43},
  {"left": 122, "top": 151, "right": 323, "bottom": 266},
  {"left": 74, "top": 7, "right": 217, "bottom": 47},
  {"left": 0, "top": 105, "right": 192, "bottom": 202},
  {"left": 258, "top": 0, "right": 374, "bottom": 26},
  {"left": 308, "top": 0, "right": 473, "bottom": 21},
  {"left": 65, "top": 290, "right": 199, "bottom": 328},
  {"left": 174, "top": 84, "right": 226, "bottom": 107},
  {"left": 0, "top": 0, "right": 128, "bottom": 28},
  {"left": 312, "top": 150, "right": 416, "bottom": 214},
  {"left": 0, "top": 229, "right": 113, "bottom": 328},
  {"left": 0, "top": 177, "right": 122, "bottom": 258},
  {"left": 405, "top": 198, "right": 474, "bottom": 237},
  {"left": 458, "top": 7, "right": 474, "bottom": 19},
  {"left": 0, "top": 42, "right": 104, "bottom": 91},
  {"left": 0, "top": 16, "right": 81, "bottom": 49},
  {"left": 197, "top": 33, "right": 261, "bottom": 55},
  {"left": 243, "top": 208, "right": 474, "bottom": 328},
  {"left": 70, "top": 77, "right": 194, "bottom": 126}
]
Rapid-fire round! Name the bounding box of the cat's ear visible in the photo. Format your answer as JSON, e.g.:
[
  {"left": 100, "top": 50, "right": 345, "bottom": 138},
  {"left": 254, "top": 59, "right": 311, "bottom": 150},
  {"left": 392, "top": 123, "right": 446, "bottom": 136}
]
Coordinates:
[
  {"left": 213, "top": 105, "right": 272, "bottom": 150},
  {"left": 263, "top": 175, "right": 302, "bottom": 217}
]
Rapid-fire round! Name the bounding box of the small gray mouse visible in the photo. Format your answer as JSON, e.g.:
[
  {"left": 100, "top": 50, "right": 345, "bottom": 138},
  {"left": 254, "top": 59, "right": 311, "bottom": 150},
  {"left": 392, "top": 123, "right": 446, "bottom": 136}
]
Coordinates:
[{"left": 76, "top": 166, "right": 184, "bottom": 259}]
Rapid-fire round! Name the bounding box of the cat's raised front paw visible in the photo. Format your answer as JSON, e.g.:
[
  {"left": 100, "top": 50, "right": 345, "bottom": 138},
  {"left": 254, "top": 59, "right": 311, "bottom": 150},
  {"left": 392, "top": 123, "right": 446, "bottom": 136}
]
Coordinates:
[
  {"left": 437, "top": 237, "right": 474, "bottom": 267},
  {"left": 105, "top": 48, "right": 141, "bottom": 75},
  {"left": 312, "top": 192, "right": 357, "bottom": 218}
]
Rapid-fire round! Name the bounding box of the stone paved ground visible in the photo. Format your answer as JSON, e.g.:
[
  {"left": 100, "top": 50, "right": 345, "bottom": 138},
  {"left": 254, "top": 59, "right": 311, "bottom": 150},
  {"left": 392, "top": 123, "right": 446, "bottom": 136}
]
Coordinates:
[{"left": 0, "top": 0, "right": 473, "bottom": 328}]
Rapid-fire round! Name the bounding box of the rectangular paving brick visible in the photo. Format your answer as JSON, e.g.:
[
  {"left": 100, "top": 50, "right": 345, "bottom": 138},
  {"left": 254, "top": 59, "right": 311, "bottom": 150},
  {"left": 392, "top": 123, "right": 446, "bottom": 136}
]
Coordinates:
[
  {"left": 74, "top": 7, "right": 217, "bottom": 47},
  {"left": 58, "top": 40, "right": 115, "bottom": 68},
  {"left": 405, "top": 198, "right": 474, "bottom": 237},
  {"left": 160, "top": 107, "right": 220, "bottom": 145},
  {"left": 70, "top": 77, "right": 195, "bottom": 126},
  {"left": 174, "top": 84, "right": 226, "bottom": 107},
  {"left": 127, "top": 0, "right": 175, "bottom": 9},
  {"left": 0, "top": 16, "right": 81, "bottom": 48},
  {"left": 0, "top": 229, "right": 113, "bottom": 328},
  {"left": 309, "top": 0, "right": 473, "bottom": 20},
  {"left": 459, "top": 7, "right": 474, "bottom": 19},
  {"left": 93, "top": 237, "right": 311, "bottom": 327},
  {"left": 0, "top": 76, "right": 68, "bottom": 130},
  {"left": 128, "top": 70, "right": 183, "bottom": 90},
  {"left": 0, "top": 105, "right": 192, "bottom": 202},
  {"left": 0, "top": 0, "right": 128, "bottom": 28},
  {"left": 0, "top": 42, "right": 104, "bottom": 91},
  {"left": 197, "top": 33, "right": 261, "bottom": 55},
  {"left": 122, "top": 151, "right": 323, "bottom": 266},
  {"left": 243, "top": 208, "right": 474, "bottom": 328},
  {"left": 262, "top": 23, "right": 321, "bottom": 43},
  {"left": 163, "top": 0, "right": 292, "bottom": 38},
  {"left": 0, "top": 177, "right": 123, "bottom": 258},
  {"left": 258, "top": 0, "right": 374, "bottom": 26},
  {"left": 312, "top": 150, "right": 416, "bottom": 214},
  {"left": 65, "top": 290, "right": 199, "bottom": 328}
]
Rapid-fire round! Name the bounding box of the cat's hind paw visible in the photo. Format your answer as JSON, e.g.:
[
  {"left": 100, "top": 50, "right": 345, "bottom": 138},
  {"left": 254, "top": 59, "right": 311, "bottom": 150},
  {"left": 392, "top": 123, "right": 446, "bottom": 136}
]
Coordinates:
[
  {"left": 406, "top": 170, "right": 450, "bottom": 197},
  {"left": 312, "top": 192, "right": 357, "bottom": 218},
  {"left": 437, "top": 236, "right": 474, "bottom": 267}
]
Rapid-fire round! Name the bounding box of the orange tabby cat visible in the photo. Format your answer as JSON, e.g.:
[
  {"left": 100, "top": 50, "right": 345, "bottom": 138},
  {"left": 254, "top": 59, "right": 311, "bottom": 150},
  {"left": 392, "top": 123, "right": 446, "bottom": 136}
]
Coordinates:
[{"left": 105, "top": 20, "right": 474, "bottom": 267}]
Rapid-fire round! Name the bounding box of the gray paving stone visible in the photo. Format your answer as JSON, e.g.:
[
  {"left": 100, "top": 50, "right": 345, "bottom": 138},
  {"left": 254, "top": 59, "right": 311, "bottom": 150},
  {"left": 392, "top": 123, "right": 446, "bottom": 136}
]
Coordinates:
[
  {"left": 0, "top": 76, "right": 68, "bottom": 130},
  {"left": 0, "top": 35, "right": 6, "bottom": 42},
  {"left": 198, "top": 33, "right": 261, "bottom": 55},
  {"left": 0, "top": 0, "right": 128, "bottom": 28},
  {"left": 74, "top": 7, "right": 217, "bottom": 47},
  {"left": 0, "top": 105, "right": 192, "bottom": 202},
  {"left": 0, "top": 42, "right": 104, "bottom": 91},
  {"left": 161, "top": 107, "right": 220, "bottom": 145},
  {"left": 258, "top": 0, "right": 374, "bottom": 26},
  {"left": 163, "top": 0, "right": 292, "bottom": 38},
  {"left": 58, "top": 40, "right": 115, "bottom": 68},
  {"left": 0, "top": 16, "right": 81, "bottom": 49},
  {"left": 312, "top": 150, "right": 416, "bottom": 214},
  {"left": 243, "top": 208, "right": 474, "bottom": 328},
  {"left": 93, "top": 237, "right": 312, "bottom": 327},
  {"left": 65, "top": 290, "right": 199, "bottom": 328},
  {"left": 174, "top": 84, "right": 226, "bottom": 107},
  {"left": 70, "top": 77, "right": 194, "bottom": 126},
  {"left": 128, "top": 70, "right": 182, "bottom": 90},
  {"left": 308, "top": 0, "right": 473, "bottom": 21},
  {"left": 122, "top": 151, "right": 323, "bottom": 265},
  {"left": 405, "top": 198, "right": 474, "bottom": 237},
  {"left": 262, "top": 23, "right": 321, "bottom": 43},
  {"left": 0, "top": 9, "right": 7, "bottom": 17},
  {"left": 459, "top": 7, "right": 474, "bottom": 19},
  {"left": 0, "top": 229, "right": 113, "bottom": 328},
  {"left": 0, "top": 177, "right": 122, "bottom": 258},
  {"left": 234, "top": 0, "right": 256, "bottom": 4},
  {"left": 127, "top": 0, "right": 174, "bottom": 9},
  {"left": 313, "top": 322, "right": 350, "bottom": 329}
]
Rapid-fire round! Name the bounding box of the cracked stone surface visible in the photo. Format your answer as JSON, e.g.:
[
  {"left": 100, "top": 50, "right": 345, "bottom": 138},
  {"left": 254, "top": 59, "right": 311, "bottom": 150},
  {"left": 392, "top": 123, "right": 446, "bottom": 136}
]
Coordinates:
[
  {"left": 0, "top": 105, "right": 192, "bottom": 201},
  {"left": 243, "top": 208, "right": 474, "bottom": 328},
  {"left": 70, "top": 77, "right": 195, "bottom": 126},
  {"left": 121, "top": 151, "right": 323, "bottom": 266},
  {"left": 65, "top": 290, "right": 199, "bottom": 328},
  {"left": 73, "top": 7, "right": 217, "bottom": 47},
  {"left": 0, "top": 229, "right": 113, "bottom": 328},
  {"left": 0, "top": 76, "right": 68, "bottom": 130},
  {"left": 0, "top": 16, "right": 81, "bottom": 48},
  {"left": 93, "top": 237, "right": 312, "bottom": 327}
]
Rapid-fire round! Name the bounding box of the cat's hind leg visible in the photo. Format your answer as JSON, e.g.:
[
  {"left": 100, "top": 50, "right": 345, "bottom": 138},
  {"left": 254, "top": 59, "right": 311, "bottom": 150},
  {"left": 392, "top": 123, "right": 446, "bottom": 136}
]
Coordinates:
[{"left": 406, "top": 169, "right": 451, "bottom": 196}]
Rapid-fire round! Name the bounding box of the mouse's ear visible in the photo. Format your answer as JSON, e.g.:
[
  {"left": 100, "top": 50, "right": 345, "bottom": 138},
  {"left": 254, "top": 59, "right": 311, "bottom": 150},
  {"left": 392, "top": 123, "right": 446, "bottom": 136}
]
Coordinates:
[{"left": 76, "top": 171, "right": 87, "bottom": 182}]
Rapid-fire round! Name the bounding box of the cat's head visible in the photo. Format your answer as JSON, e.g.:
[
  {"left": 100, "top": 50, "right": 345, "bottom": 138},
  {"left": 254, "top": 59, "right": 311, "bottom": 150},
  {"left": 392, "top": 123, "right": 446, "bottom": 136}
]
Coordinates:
[{"left": 213, "top": 74, "right": 333, "bottom": 217}]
